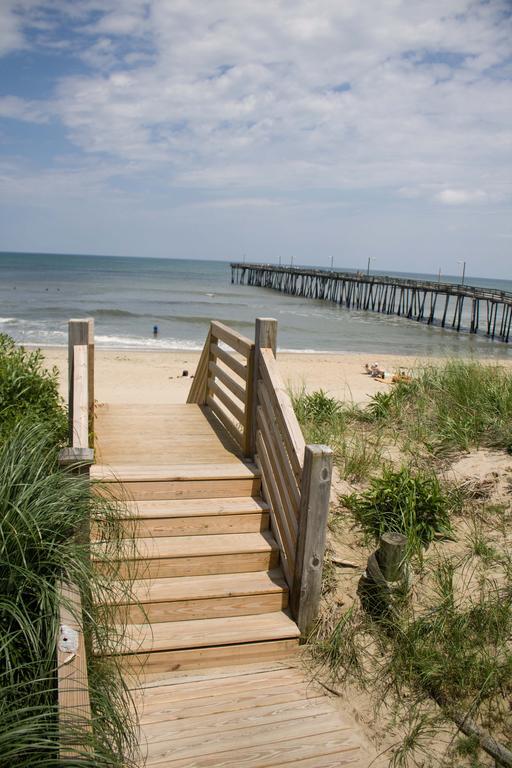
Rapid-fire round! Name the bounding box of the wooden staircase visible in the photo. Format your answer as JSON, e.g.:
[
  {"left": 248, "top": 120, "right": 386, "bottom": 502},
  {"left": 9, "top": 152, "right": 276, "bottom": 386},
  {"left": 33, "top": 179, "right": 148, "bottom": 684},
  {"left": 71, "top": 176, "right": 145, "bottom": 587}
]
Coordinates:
[{"left": 91, "top": 462, "right": 301, "bottom": 675}]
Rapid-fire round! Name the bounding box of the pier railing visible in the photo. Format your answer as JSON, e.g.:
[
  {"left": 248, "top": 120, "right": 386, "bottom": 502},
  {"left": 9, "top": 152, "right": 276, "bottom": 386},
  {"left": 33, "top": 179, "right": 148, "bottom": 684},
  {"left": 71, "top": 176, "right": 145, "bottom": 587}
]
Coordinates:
[
  {"left": 232, "top": 263, "right": 512, "bottom": 342},
  {"left": 189, "top": 318, "right": 332, "bottom": 634}
]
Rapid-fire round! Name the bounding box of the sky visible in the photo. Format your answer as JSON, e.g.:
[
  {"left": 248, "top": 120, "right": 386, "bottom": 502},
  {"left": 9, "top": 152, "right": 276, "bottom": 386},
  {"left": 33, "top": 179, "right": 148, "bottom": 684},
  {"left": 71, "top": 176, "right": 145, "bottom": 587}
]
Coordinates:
[{"left": 0, "top": 1, "right": 511, "bottom": 278}]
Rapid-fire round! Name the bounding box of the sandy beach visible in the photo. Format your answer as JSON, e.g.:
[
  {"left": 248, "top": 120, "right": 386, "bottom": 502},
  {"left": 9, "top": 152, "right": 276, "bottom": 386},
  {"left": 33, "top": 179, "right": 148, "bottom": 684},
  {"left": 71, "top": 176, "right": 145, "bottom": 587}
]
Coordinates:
[{"left": 39, "top": 346, "right": 511, "bottom": 407}]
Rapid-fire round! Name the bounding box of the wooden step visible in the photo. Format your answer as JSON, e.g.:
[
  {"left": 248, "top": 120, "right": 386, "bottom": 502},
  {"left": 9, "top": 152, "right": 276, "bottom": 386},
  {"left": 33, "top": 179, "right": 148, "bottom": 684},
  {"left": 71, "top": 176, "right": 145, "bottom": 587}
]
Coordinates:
[
  {"left": 107, "top": 570, "right": 289, "bottom": 623},
  {"left": 93, "top": 532, "right": 280, "bottom": 578},
  {"left": 106, "top": 612, "right": 300, "bottom": 674},
  {"left": 118, "top": 497, "right": 270, "bottom": 537}
]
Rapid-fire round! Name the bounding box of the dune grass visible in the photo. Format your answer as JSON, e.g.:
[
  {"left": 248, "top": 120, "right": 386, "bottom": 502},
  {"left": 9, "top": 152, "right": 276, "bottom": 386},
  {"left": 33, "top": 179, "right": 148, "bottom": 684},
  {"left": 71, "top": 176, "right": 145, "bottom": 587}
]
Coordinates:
[
  {"left": 0, "top": 422, "right": 138, "bottom": 766},
  {"left": 294, "top": 360, "right": 512, "bottom": 766}
]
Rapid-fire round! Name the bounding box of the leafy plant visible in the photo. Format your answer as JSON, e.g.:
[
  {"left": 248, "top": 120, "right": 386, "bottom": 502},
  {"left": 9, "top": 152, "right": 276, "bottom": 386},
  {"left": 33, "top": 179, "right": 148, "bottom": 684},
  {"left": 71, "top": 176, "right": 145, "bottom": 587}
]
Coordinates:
[
  {"left": 341, "top": 466, "right": 454, "bottom": 551},
  {"left": 0, "top": 334, "right": 66, "bottom": 443}
]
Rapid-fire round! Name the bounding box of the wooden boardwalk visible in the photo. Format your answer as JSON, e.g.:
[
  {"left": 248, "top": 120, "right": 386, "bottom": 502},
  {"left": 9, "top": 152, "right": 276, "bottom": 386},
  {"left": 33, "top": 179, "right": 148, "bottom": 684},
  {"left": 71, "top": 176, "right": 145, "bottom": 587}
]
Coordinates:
[
  {"left": 62, "top": 317, "right": 370, "bottom": 766},
  {"left": 131, "top": 662, "right": 367, "bottom": 767}
]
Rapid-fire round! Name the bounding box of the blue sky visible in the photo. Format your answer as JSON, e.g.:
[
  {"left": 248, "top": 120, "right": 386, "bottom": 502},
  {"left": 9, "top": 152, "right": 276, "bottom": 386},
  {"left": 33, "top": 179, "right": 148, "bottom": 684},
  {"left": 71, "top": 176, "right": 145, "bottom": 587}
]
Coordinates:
[{"left": 0, "top": 1, "right": 511, "bottom": 277}]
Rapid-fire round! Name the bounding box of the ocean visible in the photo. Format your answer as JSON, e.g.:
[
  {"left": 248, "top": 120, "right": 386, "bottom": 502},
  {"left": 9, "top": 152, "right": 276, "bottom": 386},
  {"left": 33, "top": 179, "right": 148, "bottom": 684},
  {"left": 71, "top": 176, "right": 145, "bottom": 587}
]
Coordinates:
[{"left": 1, "top": 251, "right": 511, "bottom": 359}]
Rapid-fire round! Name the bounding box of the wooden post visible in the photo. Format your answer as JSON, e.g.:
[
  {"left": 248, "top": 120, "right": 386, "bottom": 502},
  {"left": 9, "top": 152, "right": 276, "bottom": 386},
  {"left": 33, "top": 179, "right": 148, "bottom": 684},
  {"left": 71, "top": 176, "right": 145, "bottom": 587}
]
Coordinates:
[
  {"left": 376, "top": 532, "right": 407, "bottom": 582},
  {"left": 250, "top": 318, "right": 278, "bottom": 457},
  {"left": 68, "top": 319, "right": 93, "bottom": 445},
  {"left": 291, "top": 444, "right": 333, "bottom": 635},
  {"left": 87, "top": 318, "right": 94, "bottom": 438}
]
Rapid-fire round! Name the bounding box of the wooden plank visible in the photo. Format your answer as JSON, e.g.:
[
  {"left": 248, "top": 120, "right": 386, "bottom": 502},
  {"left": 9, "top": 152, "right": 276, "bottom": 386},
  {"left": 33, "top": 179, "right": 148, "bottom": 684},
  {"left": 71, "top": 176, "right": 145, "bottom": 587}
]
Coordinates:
[
  {"left": 94, "top": 477, "right": 259, "bottom": 501},
  {"left": 242, "top": 344, "right": 255, "bottom": 458},
  {"left": 187, "top": 329, "right": 211, "bottom": 404},
  {"left": 94, "top": 531, "right": 278, "bottom": 560},
  {"left": 118, "top": 638, "right": 299, "bottom": 676},
  {"left": 109, "top": 611, "right": 300, "bottom": 655},
  {"left": 139, "top": 685, "right": 311, "bottom": 724},
  {"left": 258, "top": 380, "right": 300, "bottom": 509},
  {"left": 86, "top": 318, "right": 94, "bottom": 438},
  {"left": 256, "top": 432, "right": 296, "bottom": 582},
  {"left": 143, "top": 697, "right": 334, "bottom": 741},
  {"left": 210, "top": 343, "right": 247, "bottom": 380},
  {"left": 210, "top": 321, "right": 253, "bottom": 357},
  {"left": 255, "top": 456, "right": 292, "bottom": 588},
  {"left": 90, "top": 463, "right": 258, "bottom": 482},
  {"left": 250, "top": 318, "right": 278, "bottom": 455},
  {"left": 258, "top": 348, "right": 305, "bottom": 476},
  {"left": 208, "top": 380, "right": 246, "bottom": 425},
  {"left": 67, "top": 319, "right": 89, "bottom": 445},
  {"left": 145, "top": 712, "right": 349, "bottom": 764},
  {"left": 257, "top": 402, "right": 299, "bottom": 533},
  {"left": 107, "top": 551, "right": 279, "bottom": 580},
  {"left": 115, "top": 570, "right": 288, "bottom": 605},
  {"left": 122, "top": 496, "right": 269, "bottom": 519},
  {"left": 72, "top": 345, "right": 88, "bottom": 449},
  {"left": 291, "top": 444, "right": 333, "bottom": 635},
  {"left": 117, "top": 591, "right": 288, "bottom": 624},
  {"left": 207, "top": 395, "right": 244, "bottom": 448},
  {"left": 126, "top": 511, "right": 268, "bottom": 537},
  {"left": 208, "top": 361, "right": 246, "bottom": 403},
  {"left": 57, "top": 581, "right": 92, "bottom": 758}
]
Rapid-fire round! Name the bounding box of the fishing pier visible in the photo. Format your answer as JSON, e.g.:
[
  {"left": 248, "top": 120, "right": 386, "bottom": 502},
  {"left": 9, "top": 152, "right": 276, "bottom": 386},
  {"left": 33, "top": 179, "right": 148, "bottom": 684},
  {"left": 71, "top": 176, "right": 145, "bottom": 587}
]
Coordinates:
[{"left": 231, "top": 263, "right": 512, "bottom": 343}]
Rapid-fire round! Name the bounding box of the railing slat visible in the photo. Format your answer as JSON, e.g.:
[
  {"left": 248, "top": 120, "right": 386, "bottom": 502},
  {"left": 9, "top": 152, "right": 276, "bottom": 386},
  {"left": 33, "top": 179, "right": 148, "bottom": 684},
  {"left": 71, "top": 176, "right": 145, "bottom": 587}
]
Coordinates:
[
  {"left": 258, "top": 348, "right": 305, "bottom": 476},
  {"left": 187, "top": 330, "right": 211, "bottom": 404},
  {"left": 211, "top": 343, "right": 247, "bottom": 380},
  {"left": 257, "top": 404, "right": 299, "bottom": 540},
  {"left": 255, "top": 456, "right": 292, "bottom": 587},
  {"left": 257, "top": 380, "right": 300, "bottom": 510},
  {"left": 208, "top": 379, "right": 246, "bottom": 426},
  {"left": 207, "top": 395, "right": 244, "bottom": 448},
  {"left": 73, "top": 345, "right": 89, "bottom": 449},
  {"left": 255, "top": 432, "right": 295, "bottom": 581},
  {"left": 210, "top": 320, "right": 253, "bottom": 357},
  {"left": 208, "top": 361, "right": 246, "bottom": 403}
]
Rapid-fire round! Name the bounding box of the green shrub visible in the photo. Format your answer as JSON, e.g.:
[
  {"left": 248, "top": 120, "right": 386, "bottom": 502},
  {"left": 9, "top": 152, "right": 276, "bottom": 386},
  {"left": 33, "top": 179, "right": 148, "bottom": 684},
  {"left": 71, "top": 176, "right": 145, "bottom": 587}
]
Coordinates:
[
  {"left": 291, "top": 388, "right": 344, "bottom": 424},
  {"left": 0, "top": 334, "right": 66, "bottom": 443},
  {"left": 341, "top": 466, "right": 454, "bottom": 551}
]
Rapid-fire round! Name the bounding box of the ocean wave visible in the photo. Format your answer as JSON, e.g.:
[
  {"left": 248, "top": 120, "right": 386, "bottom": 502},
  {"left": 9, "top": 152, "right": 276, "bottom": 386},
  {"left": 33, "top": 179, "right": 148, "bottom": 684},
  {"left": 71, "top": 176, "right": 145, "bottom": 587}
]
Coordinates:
[
  {"left": 0, "top": 317, "right": 17, "bottom": 324},
  {"left": 94, "top": 334, "right": 203, "bottom": 351}
]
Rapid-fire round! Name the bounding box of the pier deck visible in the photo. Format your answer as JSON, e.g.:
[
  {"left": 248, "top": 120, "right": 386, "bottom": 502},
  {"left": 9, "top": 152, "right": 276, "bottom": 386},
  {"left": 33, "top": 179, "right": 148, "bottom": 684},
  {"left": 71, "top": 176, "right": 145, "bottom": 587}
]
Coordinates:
[{"left": 231, "top": 262, "right": 512, "bottom": 342}]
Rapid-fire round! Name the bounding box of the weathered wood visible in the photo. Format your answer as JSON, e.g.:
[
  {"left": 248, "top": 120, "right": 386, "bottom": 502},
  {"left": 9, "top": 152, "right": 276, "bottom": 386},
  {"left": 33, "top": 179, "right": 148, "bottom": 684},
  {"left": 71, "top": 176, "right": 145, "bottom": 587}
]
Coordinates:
[
  {"left": 87, "top": 318, "right": 94, "bottom": 437},
  {"left": 208, "top": 379, "right": 246, "bottom": 426},
  {"left": 242, "top": 344, "right": 255, "bottom": 457},
  {"left": 231, "top": 263, "right": 512, "bottom": 344},
  {"left": 376, "top": 532, "right": 407, "bottom": 581},
  {"left": 250, "top": 317, "right": 278, "bottom": 456},
  {"left": 208, "top": 361, "right": 246, "bottom": 403},
  {"left": 72, "top": 345, "right": 89, "bottom": 449},
  {"left": 57, "top": 581, "right": 92, "bottom": 758},
  {"left": 210, "top": 321, "right": 253, "bottom": 357},
  {"left": 258, "top": 348, "right": 305, "bottom": 476},
  {"left": 68, "top": 319, "right": 89, "bottom": 444},
  {"left": 207, "top": 395, "right": 244, "bottom": 448},
  {"left": 210, "top": 343, "right": 247, "bottom": 380},
  {"left": 187, "top": 330, "right": 211, "bottom": 404},
  {"left": 291, "top": 444, "right": 333, "bottom": 635}
]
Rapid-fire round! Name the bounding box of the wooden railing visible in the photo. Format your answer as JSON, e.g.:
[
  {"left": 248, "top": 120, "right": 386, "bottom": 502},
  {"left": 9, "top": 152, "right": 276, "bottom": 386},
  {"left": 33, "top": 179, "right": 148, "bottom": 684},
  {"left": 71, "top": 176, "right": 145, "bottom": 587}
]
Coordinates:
[
  {"left": 57, "top": 320, "right": 95, "bottom": 756},
  {"left": 57, "top": 582, "right": 92, "bottom": 758},
  {"left": 190, "top": 317, "right": 333, "bottom": 634},
  {"left": 187, "top": 320, "right": 255, "bottom": 457},
  {"left": 60, "top": 318, "right": 95, "bottom": 467}
]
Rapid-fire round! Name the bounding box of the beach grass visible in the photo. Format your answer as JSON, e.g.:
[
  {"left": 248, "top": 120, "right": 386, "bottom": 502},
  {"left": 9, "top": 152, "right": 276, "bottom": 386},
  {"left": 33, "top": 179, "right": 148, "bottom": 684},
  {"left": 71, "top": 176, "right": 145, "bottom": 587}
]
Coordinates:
[
  {"left": 295, "top": 359, "right": 512, "bottom": 766},
  {"left": 0, "top": 334, "right": 138, "bottom": 766}
]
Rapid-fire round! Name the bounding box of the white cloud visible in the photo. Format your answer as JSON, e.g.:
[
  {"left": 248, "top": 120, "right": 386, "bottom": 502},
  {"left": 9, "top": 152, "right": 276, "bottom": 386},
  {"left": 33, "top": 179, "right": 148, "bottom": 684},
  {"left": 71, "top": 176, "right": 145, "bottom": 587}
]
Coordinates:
[
  {"left": 1, "top": 1, "right": 512, "bottom": 210},
  {"left": 435, "top": 188, "right": 490, "bottom": 205},
  {"left": 0, "top": 95, "right": 49, "bottom": 123}
]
